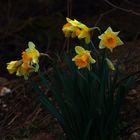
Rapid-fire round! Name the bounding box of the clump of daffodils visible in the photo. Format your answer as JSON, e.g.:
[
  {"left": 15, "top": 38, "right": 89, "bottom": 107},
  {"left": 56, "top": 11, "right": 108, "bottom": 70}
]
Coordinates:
[
  {"left": 72, "top": 46, "right": 96, "bottom": 70},
  {"left": 62, "top": 18, "right": 98, "bottom": 44},
  {"left": 7, "top": 41, "right": 40, "bottom": 80},
  {"left": 63, "top": 23, "right": 124, "bottom": 70},
  {"left": 7, "top": 18, "right": 124, "bottom": 78}
]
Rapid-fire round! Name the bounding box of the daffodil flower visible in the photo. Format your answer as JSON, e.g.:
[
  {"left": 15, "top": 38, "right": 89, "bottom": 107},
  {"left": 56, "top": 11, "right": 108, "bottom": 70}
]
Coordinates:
[
  {"left": 72, "top": 46, "right": 96, "bottom": 70},
  {"left": 66, "top": 18, "right": 93, "bottom": 44},
  {"left": 7, "top": 41, "right": 40, "bottom": 80},
  {"left": 62, "top": 18, "right": 98, "bottom": 44},
  {"left": 98, "top": 27, "right": 124, "bottom": 52}
]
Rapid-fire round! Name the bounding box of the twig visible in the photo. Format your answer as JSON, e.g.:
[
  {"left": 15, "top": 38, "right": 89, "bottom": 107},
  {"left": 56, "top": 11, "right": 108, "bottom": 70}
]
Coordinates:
[
  {"left": 40, "top": 53, "right": 53, "bottom": 61},
  {"left": 95, "top": 8, "right": 116, "bottom": 26},
  {"left": 124, "top": 0, "right": 140, "bottom": 7},
  {"left": 67, "top": 0, "right": 72, "bottom": 18},
  {"left": 8, "top": 113, "right": 21, "bottom": 126},
  {"left": 24, "top": 104, "right": 42, "bottom": 125},
  {"left": 66, "top": 0, "right": 73, "bottom": 53},
  {"left": 104, "top": 0, "right": 140, "bottom": 16}
]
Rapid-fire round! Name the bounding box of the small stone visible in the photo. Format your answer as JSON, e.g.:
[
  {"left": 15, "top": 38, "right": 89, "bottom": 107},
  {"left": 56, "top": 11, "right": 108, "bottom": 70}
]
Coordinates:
[
  {"left": 130, "top": 132, "right": 140, "bottom": 140},
  {"left": 0, "top": 87, "right": 11, "bottom": 96},
  {"left": 2, "top": 104, "right": 7, "bottom": 108},
  {"left": 129, "top": 89, "right": 137, "bottom": 96},
  {"left": 131, "top": 89, "right": 137, "bottom": 94}
]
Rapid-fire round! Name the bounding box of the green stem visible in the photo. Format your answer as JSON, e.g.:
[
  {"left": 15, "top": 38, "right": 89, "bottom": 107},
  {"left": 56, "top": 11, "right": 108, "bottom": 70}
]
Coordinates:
[{"left": 90, "top": 41, "right": 99, "bottom": 55}]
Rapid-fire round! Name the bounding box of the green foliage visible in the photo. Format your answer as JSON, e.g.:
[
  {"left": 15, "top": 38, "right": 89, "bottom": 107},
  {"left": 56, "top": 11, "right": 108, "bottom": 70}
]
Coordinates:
[{"left": 31, "top": 51, "right": 135, "bottom": 140}]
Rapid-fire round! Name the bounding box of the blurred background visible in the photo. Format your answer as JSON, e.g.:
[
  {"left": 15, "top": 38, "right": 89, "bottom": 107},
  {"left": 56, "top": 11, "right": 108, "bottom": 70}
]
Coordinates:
[{"left": 0, "top": 0, "right": 140, "bottom": 140}]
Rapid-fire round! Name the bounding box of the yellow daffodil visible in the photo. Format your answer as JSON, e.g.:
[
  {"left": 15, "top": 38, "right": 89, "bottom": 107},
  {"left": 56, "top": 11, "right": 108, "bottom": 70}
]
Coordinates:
[
  {"left": 72, "top": 46, "right": 96, "bottom": 70},
  {"left": 7, "top": 60, "right": 22, "bottom": 74},
  {"left": 67, "top": 18, "right": 93, "bottom": 44},
  {"left": 7, "top": 41, "right": 40, "bottom": 80},
  {"left": 19, "top": 41, "right": 40, "bottom": 79},
  {"left": 62, "top": 18, "right": 97, "bottom": 44},
  {"left": 98, "top": 27, "right": 124, "bottom": 51}
]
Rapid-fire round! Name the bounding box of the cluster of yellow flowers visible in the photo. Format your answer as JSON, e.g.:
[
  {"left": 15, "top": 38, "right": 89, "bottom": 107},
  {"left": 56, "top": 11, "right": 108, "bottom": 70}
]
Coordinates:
[
  {"left": 62, "top": 18, "right": 124, "bottom": 70},
  {"left": 62, "top": 18, "right": 94, "bottom": 44},
  {"left": 6, "top": 17, "right": 124, "bottom": 79},
  {"left": 7, "top": 42, "right": 40, "bottom": 80}
]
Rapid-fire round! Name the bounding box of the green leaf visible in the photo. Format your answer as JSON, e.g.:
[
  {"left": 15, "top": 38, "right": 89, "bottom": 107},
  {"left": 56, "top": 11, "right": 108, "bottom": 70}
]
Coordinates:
[
  {"left": 84, "top": 119, "right": 93, "bottom": 140},
  {"left": 30, "top": 78, "right": 65, "bottom": 129}
]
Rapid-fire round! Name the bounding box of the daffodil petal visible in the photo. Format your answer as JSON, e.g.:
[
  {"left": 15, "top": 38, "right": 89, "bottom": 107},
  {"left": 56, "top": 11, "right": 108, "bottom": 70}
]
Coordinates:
[
  {"left": 62, "top": 26, "right": 76, "bottom": 32},
  {"left": 66, "top": 17, "right": 72, "bottom": 23},
  {"left": 72, "top": 55, "right": 78, "bottom": 61},
  {"left": 75, "top": 46, "right": 86, "bottom": 54},
  {"left": 105, "top": 27, "right": 113, "bottom": 34},
  {"left": 98, "top": 34, "right": 104, "bottom": 40},
  {"left": 89, "top": 56, "right": 96, "bottom": 63},
  {"left": 78, "top": 30, "right": 88, "bottom": 39},
  {"left": 99, "top": 41, "right": 105, "bottom": 49},
  {"left": 34, "top": 64, "right": 39, "bottom": 72},
  {"left": 85, "top": 35, "right": 91, "bottom": 44},
  {"left": 28, "top": 41, "right": 36, "bottom": 50},
  {"left": 77, "top": 23, "right": 88, "bottom": 29},
  {"left": 115, "top": 31, "right": 120, "bottom": 36},
  {"left": 117, "top": 37, "right": 124, "bottom": 46}
]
